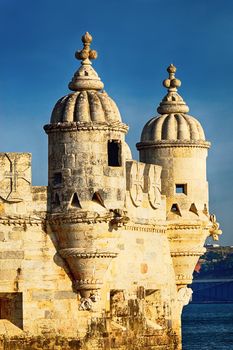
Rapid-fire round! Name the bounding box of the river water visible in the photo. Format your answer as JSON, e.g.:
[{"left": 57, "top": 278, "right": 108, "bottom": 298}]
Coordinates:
[{"left": 182, "top": 303, "right": 233, "bottom": 349}]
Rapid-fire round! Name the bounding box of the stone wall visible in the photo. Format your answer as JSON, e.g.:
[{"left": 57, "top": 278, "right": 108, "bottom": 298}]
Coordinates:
[{"left": 0, "top": 151, "right": 200, "bottom": 349}]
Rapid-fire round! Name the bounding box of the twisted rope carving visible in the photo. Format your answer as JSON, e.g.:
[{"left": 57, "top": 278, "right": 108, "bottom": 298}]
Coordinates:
[{"left": 59, "top": 248, "right": 118, "bottom": 259}]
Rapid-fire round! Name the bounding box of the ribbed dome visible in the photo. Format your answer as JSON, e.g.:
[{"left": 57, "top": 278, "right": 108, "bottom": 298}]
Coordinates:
[
  {"left": 141, "top": 113, "right": 205, "bottom": 142},
  {"left": 49, "top": 32, "right": 122, "bottom": 125},
  {"left": 51, "top": 90, "right": 122, "bottom": 123},
  {"left": 139, "top": 64, "right": 207, "bottom": 143}
]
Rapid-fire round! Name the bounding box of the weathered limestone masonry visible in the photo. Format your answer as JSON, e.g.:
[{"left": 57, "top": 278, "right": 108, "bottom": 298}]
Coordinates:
[{"left": 0, "top": 33, "right": 221, "bottom": 350}]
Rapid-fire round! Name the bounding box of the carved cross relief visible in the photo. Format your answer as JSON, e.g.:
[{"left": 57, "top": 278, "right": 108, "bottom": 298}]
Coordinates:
[
  {"left": 146, "top": 165, "right": 162, "bottom": 209},
  {"left": 127, "top": 161, "right": 144, "bottom": 207},
  {"left": 126, "top": 161, "right": 162, "bottom": 208},
  {"left": 0, "top": 153, "right": 31, "bottom": 203}
]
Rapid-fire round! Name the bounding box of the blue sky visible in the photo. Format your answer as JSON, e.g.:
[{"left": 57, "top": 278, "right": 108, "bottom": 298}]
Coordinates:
[{"left": 0, "top": 0, "right": 232, "bottom": 245}]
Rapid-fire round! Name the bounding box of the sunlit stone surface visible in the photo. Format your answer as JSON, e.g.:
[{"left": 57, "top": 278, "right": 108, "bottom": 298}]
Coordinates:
[{"left": 0, "top": 33, "right": 221, "bottom": 349}]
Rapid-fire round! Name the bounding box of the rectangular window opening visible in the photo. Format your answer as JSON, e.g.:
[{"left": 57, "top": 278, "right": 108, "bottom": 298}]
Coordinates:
[
  {"left": 53, "top": 172, "right": 62, "bottom": 186},
  {"left": 108, "top": 140, "right": 122, "bottom": 167},
  {"left": 175, "top": 184, "right": 187, "bottom": 195}
]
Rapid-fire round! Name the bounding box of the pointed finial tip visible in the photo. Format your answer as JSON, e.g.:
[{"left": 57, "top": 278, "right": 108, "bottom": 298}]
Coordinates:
[
  {"left": 82, "top": 32, "right": 93, "bottom": 44},
  {"left": 167, "top": 63, "right": 177, "bottom": 74}
]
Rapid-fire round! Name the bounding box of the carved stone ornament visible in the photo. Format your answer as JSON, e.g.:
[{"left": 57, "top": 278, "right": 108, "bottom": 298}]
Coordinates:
[
  {"left": 209, "top": 214, "right": 222, "bottom": 241},
  {"left": 79, "top": 291, "right": 100, "bottom": 311},
  {"left": 144, "top": 164, "right": 162, "bottom": 209},
  {"left": 58, "top": 248, "right": 118, "bottom": 298},
  {"left": 126, "top": 161, "right": 144, "bottom": 207},
  {"left": 0, "top": 153, "right": 31, "bottom": 203},
  {"left": 157, "top": 64, "right": 189, "bottom": 115},
  {"left": 79, "top": 297, "right": 93, "bottom": 311},
  {"left": 177, "top": 287, "right": 193, "bottom": 307}
]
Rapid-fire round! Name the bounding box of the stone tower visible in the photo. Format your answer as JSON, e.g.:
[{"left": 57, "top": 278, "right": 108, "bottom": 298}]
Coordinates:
[
  {"left": 44, "top": 32, "right": 132, "bottom": 300},
  {"left": 137, "top": 64, "right": 219, "bottom": 289},
  {"left": 0, "top": 33, "right": 221, "bottom": 350},
  {"left": 45, "top": 32, "right": 129, "bottom": 213}
]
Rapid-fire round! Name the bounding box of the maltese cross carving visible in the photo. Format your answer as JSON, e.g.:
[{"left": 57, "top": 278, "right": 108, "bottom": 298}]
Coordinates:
[{"left": 0, "top": 153, "right": 31, "bottom": 203}]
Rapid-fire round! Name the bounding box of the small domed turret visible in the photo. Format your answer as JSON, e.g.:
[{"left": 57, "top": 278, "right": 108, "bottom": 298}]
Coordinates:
[
  {"left": 44, "top": 32, "right": 129, "bottom": 213},
  {"left": 137, "top": 64, "right": 210, "bottom": 218},
  {"left": 137, "top": 65, "right": 214, "bottom": 289},
  {"left": 139, "top": 64, "right": 208, "bottom": 145}
]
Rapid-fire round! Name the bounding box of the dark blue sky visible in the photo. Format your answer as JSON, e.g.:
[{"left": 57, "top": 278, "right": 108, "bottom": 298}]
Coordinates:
[{"left": 0, "top": 0, "right": 232, "bottom": 245}]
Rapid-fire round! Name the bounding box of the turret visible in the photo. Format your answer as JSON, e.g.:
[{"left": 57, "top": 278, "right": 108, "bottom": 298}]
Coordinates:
[
  {"left": 137, "top": 65, "right": 221, "bottom": 288},
  {"left": 44, "top": 33, "right": 131, "bottom": 303},
  {"left": 137, "top": 64, "right": 210, "bottom": 217},
  {"left": 44, "top": 32, "right": 130, "bottom": 214}
]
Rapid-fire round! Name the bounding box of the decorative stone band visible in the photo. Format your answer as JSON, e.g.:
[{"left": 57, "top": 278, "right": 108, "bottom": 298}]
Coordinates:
[
  {"left": 171, "top": 250, "right": 206, "bottom": 257},
  {"left": 176, "top": 274, "right": 193, "bottom": 282},
  {"left": 49, "top": 212, "right": 167, "bottom": 234},
  {"left": 48, "top": 211, "right": 114, "bottom": 225},
  {"left": 123, "top": 224, "right": 166, "bottom": 234},
  {"left": 73, "top": 279, "right": 103, "bottom": 290},
  {"left": 167, "top": 223, "right": 203, "bottom": 230},
  {"left": 59, "top": 248, "right": 118, "bottom": 259},
  {"left": 0, "top": 215, "right": 45, "bottom": 227},
  {"left": 44, "top": 121, "right": 129, "bottom": 134},
  {"left": 136, "top": 140, "right": 211, "bottom": 150}
]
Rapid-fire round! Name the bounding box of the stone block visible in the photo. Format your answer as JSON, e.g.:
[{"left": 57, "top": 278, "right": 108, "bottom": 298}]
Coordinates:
[
  {"left": 54, "top": 291, "right": 77, "bottom": 300},
  {"left": 0, "top": 232, "right": 5, "bottom": 241},
  {"left": 0, "top": 251, "right": 24, "bottom": 259},
  {"left": 136, "top": 238, "right": 144, "bottom": 245},
  {"left": 31, "top": 291, "right": 54, "bottom": 301},
  {"left": 8, "top": 231, "right": 22, "bottom": 240},
  {"left": 0, "top": 269, "right": 18, "bottom": 280}
]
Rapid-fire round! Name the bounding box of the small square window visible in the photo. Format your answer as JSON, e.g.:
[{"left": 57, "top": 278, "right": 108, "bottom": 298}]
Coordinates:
[{"left": 175, "top": 184, "right": 187, "bottom": 194}]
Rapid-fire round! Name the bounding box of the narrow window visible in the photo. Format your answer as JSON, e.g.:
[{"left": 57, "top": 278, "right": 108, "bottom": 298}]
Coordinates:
[
  {"left": 108, "top": 140, "right": 122, "bottom": 167},
  {"left": 53, "top": 172, "right": 62, "bottom": 186},
  {"left": 175, "top": 184, "right": 187, "bottom": 194}
]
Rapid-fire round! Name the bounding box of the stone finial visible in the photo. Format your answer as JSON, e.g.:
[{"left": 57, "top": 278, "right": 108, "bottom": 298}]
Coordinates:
[
  {"left": 69, "top": 32, "right": 104, "bottom": 91},
  {"left": 163, "top": 64, "right": 181, "bottom": 92},
  {"left": 209, "top": 214, "right": 222, "bottom": 241},
  {"left": 157, "top": 64, "right": 189, "bottom": 115},
  {"left": 75, "top": 32, "right": 98, "bottom": 63}
]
